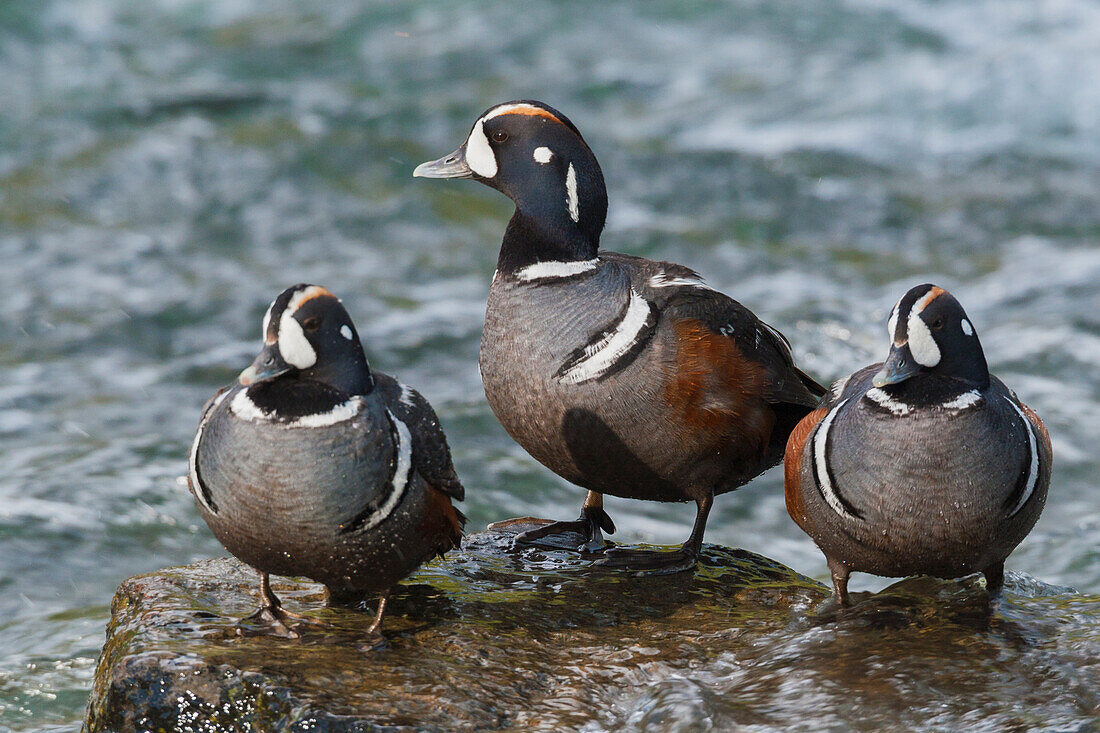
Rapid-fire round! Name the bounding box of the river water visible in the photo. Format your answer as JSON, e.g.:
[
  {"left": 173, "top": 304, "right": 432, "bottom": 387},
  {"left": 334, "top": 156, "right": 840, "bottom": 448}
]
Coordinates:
[{"left": 1, "top": 1, "right": 1097, "bottom": 730}]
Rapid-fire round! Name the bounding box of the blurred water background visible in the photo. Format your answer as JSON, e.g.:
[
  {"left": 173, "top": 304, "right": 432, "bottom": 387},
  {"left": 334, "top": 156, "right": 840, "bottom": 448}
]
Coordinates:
[{"left": 1, "top": 0, "right": 1098, "bottom": 729}]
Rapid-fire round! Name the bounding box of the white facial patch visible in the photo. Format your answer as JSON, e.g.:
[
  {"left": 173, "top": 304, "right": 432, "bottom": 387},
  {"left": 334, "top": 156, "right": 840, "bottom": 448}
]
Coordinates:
[
  {"left": 906, "top": 288, "right": 943, "bottom": 368},
  {"left": 961, "top": 318, "right": 974, "bottom": 336},
  {"left": 907, "top": 312, "right": 941, "bottom": 368},
  {"left": 566, "top": 162, "right": 580, "bottom": 223},
  {"left": 340, "top": 325, "right": 353, "bottom": 341},
  {"left": 275, "top": 285, "right": 332, "bottom": 370},
  {"left": 277, "top": 315, "right": 316, "bottom": 369},
  {"left": 533, "top": 146, "right": 553, "bottom": 164},
  {"left": 465, "top": 120, "right": 497, "bottom": 178}
]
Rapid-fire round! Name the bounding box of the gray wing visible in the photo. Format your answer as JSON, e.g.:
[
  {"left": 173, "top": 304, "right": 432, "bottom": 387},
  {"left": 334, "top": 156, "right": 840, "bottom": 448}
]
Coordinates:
[{"left": 373, "top": 373, "right": 465, "bottom": 501}]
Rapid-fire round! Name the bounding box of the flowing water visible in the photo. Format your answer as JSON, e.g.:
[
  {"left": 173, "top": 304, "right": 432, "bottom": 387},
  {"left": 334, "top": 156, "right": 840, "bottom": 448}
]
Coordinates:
[{"left": 0, "top": 1, "right": 1098, "bottom": 729}]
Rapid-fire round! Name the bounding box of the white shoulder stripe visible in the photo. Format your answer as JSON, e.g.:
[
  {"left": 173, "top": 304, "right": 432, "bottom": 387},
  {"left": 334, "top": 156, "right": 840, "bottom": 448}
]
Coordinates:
[
  {"left": 812, "top": 399, "right": 859, "bottom": 521},
  {"left": 829, "top": 375, "right": 851, "bottom": 401},
  {"left": 189, "top": 390, "right": 230, "bottom": 514},
  {"left": 287, "top": 398, "right": 362, "bottom": 428},
  {"left": 648, "top": 272, "right": 716, "bottom": 292},
  {"left": 514, "top": 258, "right": 599, "bottom": 282},
  {"left": 352, "top": 411, "right": 414, "bottom": 533},
  {"left": 228, "top": 389, "right": 363, "bottom": 428},
  {"left": 864, "top": 387, "right": 912, "bottom": 416},
  {"left": 398, "top": 381, "right": 417, "bottom": 408},
  {"left": 229, "top": 388, "right": 269, "bottom": 421},
  {"left": 1005, "top": 397, "right": 1041, "bottom": 517},
  {"left": 558, "top": 289, "right": 654, "bottom": 385},
  {"left": 940, "top": 390, "right": 982, "bottom": 411}
]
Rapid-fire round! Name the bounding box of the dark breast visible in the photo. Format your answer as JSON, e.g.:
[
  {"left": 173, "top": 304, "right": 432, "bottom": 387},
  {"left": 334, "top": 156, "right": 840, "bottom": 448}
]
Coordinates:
[
  {"left": 794, "top": 375, "right": 1048, "bottom": 579},
  {"left": 190, "top": 386, "right": 443, "bottom": 595}
]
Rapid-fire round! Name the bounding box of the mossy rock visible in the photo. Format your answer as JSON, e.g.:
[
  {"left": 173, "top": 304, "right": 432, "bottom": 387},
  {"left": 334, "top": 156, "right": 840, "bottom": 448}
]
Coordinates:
[{"left": 84, "top": 523, "right": 1099, "bottom": 731}]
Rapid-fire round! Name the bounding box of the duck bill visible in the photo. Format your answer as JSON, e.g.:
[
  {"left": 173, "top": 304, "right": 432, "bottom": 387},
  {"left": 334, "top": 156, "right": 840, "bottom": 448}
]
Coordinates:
[
  {"left": 239, "top": 346, "right": 293, "bottom": 386},
  {"left": 872, "top": 345, "right": 921, "bottom": 388},
  {"left": 413, "top": 146, "right": 473, "bottom": 179}
]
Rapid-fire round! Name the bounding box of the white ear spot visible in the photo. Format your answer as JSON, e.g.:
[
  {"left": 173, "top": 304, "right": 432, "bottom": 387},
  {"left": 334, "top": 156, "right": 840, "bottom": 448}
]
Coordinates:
[
  {"left": 340, "top": 325, "right": 354, "bottom": 341},
  {"left": 566, "top": 162, "right": 579, "bottom": 223},
  {"left": 465, "top": 120, "right": 497, "bottom": 178},
  {"left": 533, "top": 146, "right": 553, "bottom": 164},
  {"left": 961, "top": 318, "right": 974, "bottom": 336}
]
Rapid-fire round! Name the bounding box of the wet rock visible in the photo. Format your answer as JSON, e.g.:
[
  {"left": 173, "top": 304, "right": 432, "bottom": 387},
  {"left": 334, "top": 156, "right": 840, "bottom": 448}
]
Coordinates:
[{"left": 84, "top": 524, "right": 1100, "bottom": 731}]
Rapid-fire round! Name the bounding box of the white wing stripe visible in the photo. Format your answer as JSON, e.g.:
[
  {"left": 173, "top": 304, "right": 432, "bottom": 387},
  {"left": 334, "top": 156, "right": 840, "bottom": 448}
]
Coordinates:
[
  {"left": 813, "top": 399, "right": 859, "bottom": 521},
  {"left": 188, "top": 390, "right": 229, "bottom": 514},
  {"left": 353, "top": 411, "right": 414, "bottom": 533},
  {"left": 558, "top": 290, "right": 653, "bottom": 384},
  {"left": 1005, "top": 398, "right": 1041, "bottom": 517}
]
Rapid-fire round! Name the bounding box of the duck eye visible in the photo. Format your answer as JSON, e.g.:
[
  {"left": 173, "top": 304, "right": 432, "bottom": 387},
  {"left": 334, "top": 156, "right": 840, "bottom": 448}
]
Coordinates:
[
  {"left": 303, "top": 317, "right": 321, "bottom": 333},
  {"left": 491, "top": 129, "right": 509, "bottom": 143}
]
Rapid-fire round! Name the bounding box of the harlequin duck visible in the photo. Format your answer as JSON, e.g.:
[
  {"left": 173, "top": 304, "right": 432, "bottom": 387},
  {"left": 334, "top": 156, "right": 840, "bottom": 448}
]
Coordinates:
[
  {"left": 414, "top": 100, "right": 824, "bottom": 572},
  {"left": 785, "top": 284, "right": 1052, "bottom": 605},
  {"left": 188, "top": 284, "right": 465, "bottom": 636}
]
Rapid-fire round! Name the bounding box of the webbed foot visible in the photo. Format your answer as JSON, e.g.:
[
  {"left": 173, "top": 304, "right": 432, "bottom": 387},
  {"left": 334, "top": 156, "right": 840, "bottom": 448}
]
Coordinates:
[{"left": 593, "top": 544, "right": 698, "bottom": 575}]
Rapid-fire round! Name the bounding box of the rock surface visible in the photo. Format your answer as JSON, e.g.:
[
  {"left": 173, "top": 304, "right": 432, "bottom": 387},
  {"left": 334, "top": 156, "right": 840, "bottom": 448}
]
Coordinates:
[{"left": 85, "top": 523, "right": 1099, "bottom": 731}]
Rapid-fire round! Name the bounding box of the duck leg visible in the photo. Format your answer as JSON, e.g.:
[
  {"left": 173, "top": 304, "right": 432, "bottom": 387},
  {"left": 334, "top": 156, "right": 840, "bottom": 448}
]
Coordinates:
[
  {"left": 505, "top": 491, "right": 617, "bottom": 551},
  {"left": 595, "top": 492, "right": 713, "bottom": 575},
  {"left": 827, "top": 556, "right": 851, "bottom": 607},
  {"left": 239, "top": 571, "right": 314, "bottom": 638},
  {"left": 366, "top": 592, "right": 389, "bottom": 636},
  {"left": 983, "top": 561, "right": 1005, "bottom": 597}
]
